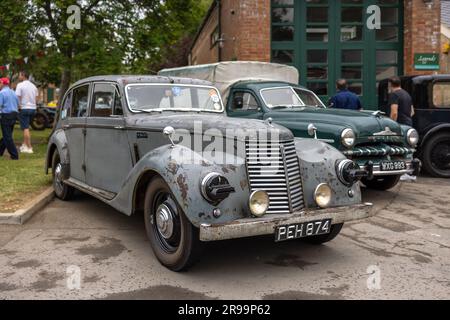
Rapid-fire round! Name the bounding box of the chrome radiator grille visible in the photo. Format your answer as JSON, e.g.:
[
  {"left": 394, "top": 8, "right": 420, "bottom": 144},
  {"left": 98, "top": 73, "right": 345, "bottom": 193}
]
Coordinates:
[{"left": 245, "top": 140, "right": 304, "bottom": 214}]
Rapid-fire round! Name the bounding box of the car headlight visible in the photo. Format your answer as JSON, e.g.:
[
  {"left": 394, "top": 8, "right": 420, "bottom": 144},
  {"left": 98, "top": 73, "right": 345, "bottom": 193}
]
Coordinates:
[
  {"left": 249, "top": 190, "right": 270, "bottom": 217},
  {"left": 314, "top": 183, "right": 332, "bottom": 208},
  {"left": 341, "top": 128, "right": 356, "bottom": 148},
  {"left": 201, "top": 173, "right": 235, "bottom": 204},
  {"left": 336, "top": 159, "right": 359, "bottom": 186},
  {"left": 407, "top": 128, "right": 419, "bottom": 147}
]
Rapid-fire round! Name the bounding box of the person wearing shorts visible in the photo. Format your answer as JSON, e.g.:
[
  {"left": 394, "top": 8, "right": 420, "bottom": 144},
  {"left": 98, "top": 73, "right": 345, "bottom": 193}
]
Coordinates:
[{"left": 16, "top": 71, "right": 38, "bottom": 154}]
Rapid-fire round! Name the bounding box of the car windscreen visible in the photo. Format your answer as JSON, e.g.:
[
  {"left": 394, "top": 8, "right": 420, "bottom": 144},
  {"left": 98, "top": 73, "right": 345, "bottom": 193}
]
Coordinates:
[
  {"left": 260, "top": 87, "right": 304, "bottom": 108},
  {"left": 293, "top": 88, "right": 325, "bottom": 108},
  {"left": 125, "top": 84, "right": 224, "bottom": 113}
]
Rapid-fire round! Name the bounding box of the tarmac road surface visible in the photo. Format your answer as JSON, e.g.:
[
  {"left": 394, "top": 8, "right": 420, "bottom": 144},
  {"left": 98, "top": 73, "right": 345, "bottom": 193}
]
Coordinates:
[{"left": 0, "top": 177, "right": 449, "bottom": 300}]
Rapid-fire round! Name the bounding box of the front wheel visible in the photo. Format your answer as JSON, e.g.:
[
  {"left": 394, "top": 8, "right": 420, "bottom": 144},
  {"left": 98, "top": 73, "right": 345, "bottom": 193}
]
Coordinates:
[
  {"left": 362, "top": 175, "right": 400, "bottom": 191},
  {"left": 422, "top": 133, "right": 450, "bottom": 178},
  {"left": 144, "top": 177, "right": 202, "bottom": 271},
  {"left": 302, "top": 223, "right": 344, "bottom": 245},
  {"left": 52, "top": 151, "right": 74, "bottom": 200}
]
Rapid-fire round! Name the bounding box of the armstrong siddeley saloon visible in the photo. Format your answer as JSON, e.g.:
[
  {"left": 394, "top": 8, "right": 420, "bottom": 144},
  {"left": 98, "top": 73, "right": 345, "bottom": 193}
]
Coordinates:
[{"left": 46, "top": 75, "right": 373, "bottom": 271}]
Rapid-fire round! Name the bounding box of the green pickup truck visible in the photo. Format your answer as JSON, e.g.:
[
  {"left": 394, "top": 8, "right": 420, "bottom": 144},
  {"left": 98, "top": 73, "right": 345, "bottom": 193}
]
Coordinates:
[{"left": 159, "top": 62, "right": 421, "bottom": 190}]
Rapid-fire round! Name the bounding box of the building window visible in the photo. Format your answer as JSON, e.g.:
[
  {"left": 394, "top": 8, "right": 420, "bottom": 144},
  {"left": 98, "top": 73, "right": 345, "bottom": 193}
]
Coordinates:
[
  {"left": 211, "top": 26, "right": 219, "bottom": 48},
  {"left": 271, "top": 0, "right": 403, "bottom": 109}
]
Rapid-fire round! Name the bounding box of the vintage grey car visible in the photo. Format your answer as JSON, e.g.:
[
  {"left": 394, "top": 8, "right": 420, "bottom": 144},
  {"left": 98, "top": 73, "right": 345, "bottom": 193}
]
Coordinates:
[{"left": 46, "top": 76, "right": 373, "bottom": 271}]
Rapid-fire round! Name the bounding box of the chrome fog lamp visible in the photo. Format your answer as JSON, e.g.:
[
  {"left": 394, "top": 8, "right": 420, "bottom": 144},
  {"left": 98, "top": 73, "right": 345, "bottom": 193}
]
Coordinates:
[
  {"left": 341, "top": 128, "right": 356, "bottom": 148},
  {"left": 407, "top": 128, "right": 419, "bottom": 147},
  {"left": 314, "top": 183, "right": 332, "bottom": 209},
  {"left": 249, "top": 190, "right": 270, "bottom": 217}
]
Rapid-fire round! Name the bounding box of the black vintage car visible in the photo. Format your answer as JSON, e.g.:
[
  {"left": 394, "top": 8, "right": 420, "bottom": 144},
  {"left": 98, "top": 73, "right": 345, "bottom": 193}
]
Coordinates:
[{"left": 379, "top": 75, "right": 450, "bottom": 178}]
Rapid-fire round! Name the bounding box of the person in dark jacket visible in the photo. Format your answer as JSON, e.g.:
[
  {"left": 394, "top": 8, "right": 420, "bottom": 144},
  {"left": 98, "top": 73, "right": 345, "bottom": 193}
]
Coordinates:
[
  {"left": 329, "top": 79, "right": 362, "bottom": 111},
  {"left": 388, "top": 76, "right": 414, "bottom": 126},
  {"left": 0, "top": 77, "right": 19, "bottom": 160}
]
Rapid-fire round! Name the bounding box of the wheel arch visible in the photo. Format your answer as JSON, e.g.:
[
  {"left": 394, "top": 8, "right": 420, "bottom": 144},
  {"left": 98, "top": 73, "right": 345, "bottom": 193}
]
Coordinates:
[
  {"left": 46, "top": 143, "right": 58, "bottom": 174},
  {"left": 132, "top": 169, "right": 162, "bottom": 215},
  {"left": 420, "top": 124, "right": 450, "bottom": 150}
]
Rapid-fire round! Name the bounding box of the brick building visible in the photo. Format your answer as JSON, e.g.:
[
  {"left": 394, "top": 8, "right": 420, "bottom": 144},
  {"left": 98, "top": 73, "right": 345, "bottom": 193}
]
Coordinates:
[{"left": 190, "top": 0, "right": 443, "bottom": 109}]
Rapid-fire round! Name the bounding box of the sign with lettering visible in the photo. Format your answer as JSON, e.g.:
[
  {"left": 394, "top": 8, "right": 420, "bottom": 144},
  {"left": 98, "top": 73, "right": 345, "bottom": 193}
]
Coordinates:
[{"left": 414, "top": 53, "right": 440, "bottom": 70}]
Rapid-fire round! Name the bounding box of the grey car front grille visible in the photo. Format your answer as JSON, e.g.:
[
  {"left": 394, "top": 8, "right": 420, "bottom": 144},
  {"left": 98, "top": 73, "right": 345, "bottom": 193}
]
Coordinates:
[{"left": 245, "top": 140, "right": 304, "bottom": 214}]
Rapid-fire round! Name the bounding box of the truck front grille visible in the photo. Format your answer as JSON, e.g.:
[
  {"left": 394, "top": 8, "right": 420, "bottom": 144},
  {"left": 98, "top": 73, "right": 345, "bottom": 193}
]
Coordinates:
[{"left": 245, "top": 140, "right": 304, "bottom": 214}]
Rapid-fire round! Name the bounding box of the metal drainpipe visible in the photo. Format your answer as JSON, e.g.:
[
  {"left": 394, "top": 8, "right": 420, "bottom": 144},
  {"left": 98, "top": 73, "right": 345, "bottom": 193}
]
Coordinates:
[{"left": 217, "top": 0, "right": 222, "bottom": 62}]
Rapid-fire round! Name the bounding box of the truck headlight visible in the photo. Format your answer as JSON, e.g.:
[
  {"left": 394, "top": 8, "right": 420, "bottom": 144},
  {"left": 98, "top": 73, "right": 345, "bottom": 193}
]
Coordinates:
[
  {"left": 341, "top": 128, "right": 356, "bottom": 148},
  {"left": 407, "top": 128, "right": 419, "bottom": 147},
  {"left": 249, "top": 190, "right": 270, "bottom": 217},
  {"left": 314, "top": 183, "right": 332, "bottom": 208}
]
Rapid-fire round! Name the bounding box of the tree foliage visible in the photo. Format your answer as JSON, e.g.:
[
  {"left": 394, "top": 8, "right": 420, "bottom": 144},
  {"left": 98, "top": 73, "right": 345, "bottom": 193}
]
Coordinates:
[{"left": 0, "top": 0, "right": 211, "bottom": 97}]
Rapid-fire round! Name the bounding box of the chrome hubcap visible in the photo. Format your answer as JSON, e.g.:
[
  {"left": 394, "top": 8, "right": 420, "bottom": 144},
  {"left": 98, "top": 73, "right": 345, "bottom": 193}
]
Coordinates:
[
  {"left": 156, "top": 204, "right": 174, "bottom": 239},
  {"left": 54, "top": 163, "right": 64, "bottom": 192}
]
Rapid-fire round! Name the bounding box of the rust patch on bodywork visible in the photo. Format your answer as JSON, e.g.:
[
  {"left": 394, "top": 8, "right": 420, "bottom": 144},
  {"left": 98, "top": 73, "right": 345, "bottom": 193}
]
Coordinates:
[
  {"left": 167, "top": 161, "right": 179, "bottom": 175},
  {"left": 240, "top": 179, "right": 248, "bottom": 191},
  {"left": 177, "top": 174, "right": 189, "bottom": 203}
]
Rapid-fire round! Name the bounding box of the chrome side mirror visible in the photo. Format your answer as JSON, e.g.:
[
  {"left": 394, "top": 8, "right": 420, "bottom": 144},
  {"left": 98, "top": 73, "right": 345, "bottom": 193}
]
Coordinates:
[
  {"left": 308, "top": 123, "right": 318, "bottom": 139},
  {"left": 163, "top": 126, "right": 175, "bottom": 147}
]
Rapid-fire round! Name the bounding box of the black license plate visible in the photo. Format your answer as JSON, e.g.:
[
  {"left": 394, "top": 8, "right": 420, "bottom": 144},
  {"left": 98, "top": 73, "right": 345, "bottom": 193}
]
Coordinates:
[
  {"left": 380, "top": 160, "right": 406, "bottom": 171},
  {"left": 275, "top": 219, "right": 332, "bottom": 242}
]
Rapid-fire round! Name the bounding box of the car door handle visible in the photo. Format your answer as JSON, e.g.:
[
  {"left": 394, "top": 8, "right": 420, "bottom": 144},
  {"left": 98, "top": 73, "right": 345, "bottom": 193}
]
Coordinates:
[
  {"left": 62, "top": 124, "right": 71, "bottom": 130},
  {"left": 114, "top": 126, "right": 125, "bottom": 130}
]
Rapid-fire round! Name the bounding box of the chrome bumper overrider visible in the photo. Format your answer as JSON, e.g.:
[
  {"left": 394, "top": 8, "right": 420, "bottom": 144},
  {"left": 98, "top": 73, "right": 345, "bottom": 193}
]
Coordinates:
[{"left": 199, "top": 203, "right": 373, "bottom": 242}]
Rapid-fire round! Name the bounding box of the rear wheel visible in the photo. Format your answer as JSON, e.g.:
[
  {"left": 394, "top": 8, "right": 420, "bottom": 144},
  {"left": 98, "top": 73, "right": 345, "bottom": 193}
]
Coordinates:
[
  {"left": 302, "top": 223, "right": 344, "bottom": 245},
  {"left": 31, "top": 111, "right": 49, "bottom": 131},
  {"left": 422, "top": 132, "right": 450, "bottom": 178},
  {"left": 144, "top": 177, "right": 202, "bottom": 271},
  {"left": 362, "top": 175, "right": 400, "bottom": 191},
  {"left": 52, "top": 151, "right": 74, "bottom": 200}
]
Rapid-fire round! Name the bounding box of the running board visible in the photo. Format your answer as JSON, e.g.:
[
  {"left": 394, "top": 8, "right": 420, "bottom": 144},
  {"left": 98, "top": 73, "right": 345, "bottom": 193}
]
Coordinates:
[{"left": 65, "top": 178, "right": 116, "bottom": 201}]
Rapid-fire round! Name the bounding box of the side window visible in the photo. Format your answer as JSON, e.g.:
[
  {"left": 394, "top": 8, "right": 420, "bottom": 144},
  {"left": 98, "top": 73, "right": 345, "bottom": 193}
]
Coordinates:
[
  {"left": 91, "top": 83, "right": 114, "bottom": 117},
  {"left": 61, "top": 91, "right": 72, "bottom": 120},
  {"left": 72, "top": 85, "right": 89, "bottom": 118},
  {"left": 432, "top": 83, "right": 450, "bottom": 109},
  {"left": 231, "top": 91, "right": 259, "bottom": 111}
]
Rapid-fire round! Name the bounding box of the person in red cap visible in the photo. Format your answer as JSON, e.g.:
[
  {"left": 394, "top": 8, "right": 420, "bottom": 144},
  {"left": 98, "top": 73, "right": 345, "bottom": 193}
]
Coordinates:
[{"left": 0, "top": 77, "right": 19, "bottom": 160}]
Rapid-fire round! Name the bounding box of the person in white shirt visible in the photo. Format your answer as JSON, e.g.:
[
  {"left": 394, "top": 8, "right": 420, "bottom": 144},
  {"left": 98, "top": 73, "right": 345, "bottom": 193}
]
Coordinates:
[{"left": 16, "top": 71, "right": 39, "bottom": 154}]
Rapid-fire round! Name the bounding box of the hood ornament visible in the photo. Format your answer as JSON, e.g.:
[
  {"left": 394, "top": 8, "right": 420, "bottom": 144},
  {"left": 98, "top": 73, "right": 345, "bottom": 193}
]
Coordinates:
[{"left": 373, "top": 127, "right": 398, "bottom": 136}]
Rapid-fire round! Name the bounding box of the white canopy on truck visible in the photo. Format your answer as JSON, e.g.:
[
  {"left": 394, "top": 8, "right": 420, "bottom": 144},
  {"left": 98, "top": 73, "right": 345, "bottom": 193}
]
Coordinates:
[{"left": 158, "top": 61, "right": 300, "bottom": 103}]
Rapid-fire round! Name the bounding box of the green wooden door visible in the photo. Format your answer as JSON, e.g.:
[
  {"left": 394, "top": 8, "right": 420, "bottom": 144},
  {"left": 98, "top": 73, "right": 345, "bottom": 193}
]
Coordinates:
[{"left": 271, "top": 0, "right": 403, "bottom": 110}]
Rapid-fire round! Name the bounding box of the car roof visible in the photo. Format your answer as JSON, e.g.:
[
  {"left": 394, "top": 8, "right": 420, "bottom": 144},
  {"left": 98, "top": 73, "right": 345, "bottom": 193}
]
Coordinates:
[
  {"left": 232, "top": 80, "right": 308, "bottom": 91},
  {"left": 71, "top": 75, "right": 214, "bottom": 88}
]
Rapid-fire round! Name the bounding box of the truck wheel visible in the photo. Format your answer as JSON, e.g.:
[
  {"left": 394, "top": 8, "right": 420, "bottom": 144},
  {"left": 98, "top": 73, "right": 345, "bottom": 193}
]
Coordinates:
[
  {"left": 52, "top": 151, "right": 74, "bottom": 200},
  {"left": 303, "top": 223, "right": 344, "bottom": 245},
  {"left": 362, "top": 175, "right": 400, "bottom": 191},
  {"left": 31, "top": 112, "right": 49, "bottom": 131},
  {"left": 422, "top": 132, "right": 450, "bottom": 178},
  {"left": 144, "top": 177, "right": 202, "bottom": 271}
]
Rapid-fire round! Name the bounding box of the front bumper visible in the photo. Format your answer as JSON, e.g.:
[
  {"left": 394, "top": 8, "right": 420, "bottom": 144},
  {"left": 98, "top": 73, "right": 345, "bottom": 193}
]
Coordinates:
[
  {"left": 199, "top": 203, "right": 373, "bottom": 242},
  {"left": 355, "top": 158, "right": 421, "bottom": 177}
]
